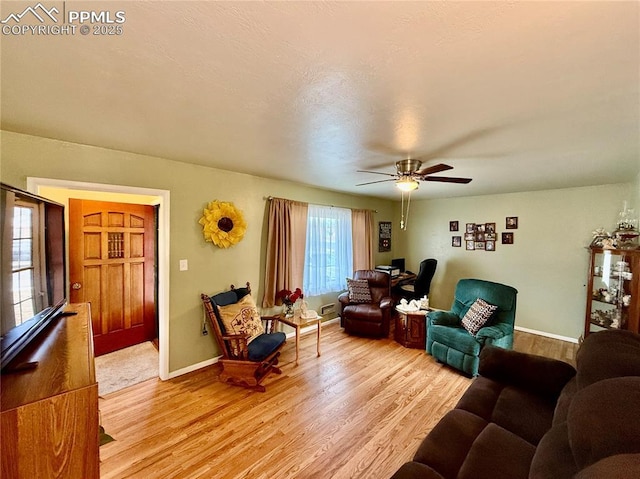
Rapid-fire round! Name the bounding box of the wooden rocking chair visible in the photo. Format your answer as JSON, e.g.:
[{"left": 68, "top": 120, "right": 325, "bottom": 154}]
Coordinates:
[{"left": 201, "top": 283, "right": 286, "bottom": 392}]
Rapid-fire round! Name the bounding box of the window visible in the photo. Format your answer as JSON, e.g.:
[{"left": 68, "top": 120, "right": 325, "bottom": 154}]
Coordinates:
[
  {"left": 303, "top": 205, "right": 353, "bottom": 296},
  {"left": 12, "top": 204, "right": 36, "bottom": 324}
]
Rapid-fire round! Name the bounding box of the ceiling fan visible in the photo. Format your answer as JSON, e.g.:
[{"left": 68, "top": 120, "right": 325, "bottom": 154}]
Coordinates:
[
  {"left": 357, "top": 159, "right": 472, "bottom": 192},
  {"left": 357, "top": 159, "right": 472, "bottom": 230}
]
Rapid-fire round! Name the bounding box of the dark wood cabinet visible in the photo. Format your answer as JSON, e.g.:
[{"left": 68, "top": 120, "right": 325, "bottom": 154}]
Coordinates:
[
  {"left": 394, "top": 309, "right": 427, "bottom": 349},
  {"left": 584, "top": 248, "right": 639, "bottom": 338},
  {"left": 1, "top": 303, "right": 99, "bottom": 479}
]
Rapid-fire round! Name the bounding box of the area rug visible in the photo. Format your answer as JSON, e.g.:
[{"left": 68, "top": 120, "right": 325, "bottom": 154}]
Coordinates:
[{"left": 95, "top": 341, "right": 159, "bottom": 395}]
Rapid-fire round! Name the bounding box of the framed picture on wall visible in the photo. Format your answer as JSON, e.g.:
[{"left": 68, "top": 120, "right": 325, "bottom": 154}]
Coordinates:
[
  {"left": 502, "top": 232, "right": 514, "bottom": 244},
  {"left": 506, "top": 217, "right": 518, "bottom": 229},
  {"left": 452, "top": 236, "right": 462, "bottom": 247},
  {"left": 466, "top": 240, "right": 475, "bottom": 250},
  {"left": 378, "top": 221, "right": 392, "bottom": 252},
  {"left": 449, "top": 221, "right": 459, "bottom": 232},
  {"left": 486, "top": 240, "right": 496, "bottom": 251}
]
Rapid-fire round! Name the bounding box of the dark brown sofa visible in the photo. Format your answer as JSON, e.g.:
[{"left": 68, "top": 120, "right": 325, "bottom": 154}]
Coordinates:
[{"left": 391, "top": 329, "right": 640, "bottom": 479}]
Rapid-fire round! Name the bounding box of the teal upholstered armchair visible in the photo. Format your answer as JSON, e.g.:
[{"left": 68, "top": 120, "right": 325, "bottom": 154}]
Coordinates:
[{"left": 427, "top": 279, "right": 518, "bottom": 376}]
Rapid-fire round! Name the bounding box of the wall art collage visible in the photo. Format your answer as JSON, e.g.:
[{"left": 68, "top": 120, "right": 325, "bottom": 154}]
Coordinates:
[{"left": 449, "top": 217, "right": 518, "bottom": 251}]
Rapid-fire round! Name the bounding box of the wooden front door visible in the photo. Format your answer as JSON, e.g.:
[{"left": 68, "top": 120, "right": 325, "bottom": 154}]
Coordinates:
[{"left": 69, "top": 199, "right": 157, "bottom": 356}]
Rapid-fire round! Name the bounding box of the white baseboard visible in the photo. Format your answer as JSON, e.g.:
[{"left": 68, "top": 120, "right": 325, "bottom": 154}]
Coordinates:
[
  {"left": 167, "top": 355, "right": 221, "bottom": 379},
  {"left": 514, "top": 326, "right": 579, "bottom": 344}
]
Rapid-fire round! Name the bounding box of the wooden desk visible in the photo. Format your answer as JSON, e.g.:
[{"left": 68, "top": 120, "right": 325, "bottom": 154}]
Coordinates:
[
  {"left": 391, "top": 273, "right": 416, "bottom": 288},
  {"left": 276, "top": 313, "right": 322, "bottom": 366}
]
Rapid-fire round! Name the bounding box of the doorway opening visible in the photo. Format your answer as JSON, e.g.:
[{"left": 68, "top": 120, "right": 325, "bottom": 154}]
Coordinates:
[{"left": 27, "top": 177, "right": 170, "bottom": 380}]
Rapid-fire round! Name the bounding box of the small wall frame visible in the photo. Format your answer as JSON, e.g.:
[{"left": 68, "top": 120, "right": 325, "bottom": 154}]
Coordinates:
[{"left": 502, "top": 232, "right": 514, "bottom": 244}]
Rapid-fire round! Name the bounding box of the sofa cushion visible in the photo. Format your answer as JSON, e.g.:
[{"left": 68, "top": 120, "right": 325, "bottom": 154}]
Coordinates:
[
  {"left": 574, "top": 454, "right": 640, "bottom": 479},
  {"left": 478, "top": 346, "right": 576, "bottom": 400},
  {"left": 461, "top": 298, "right": 497, "bottom": 335},
  {"left": 389, "top": 462, "right": 445, "bottom": 479},
  {"left": 456, "top": 377, "right": 555, "bottom": 446},
  {"left": 458, "top": 423, "right": 535, "bottom": 479},
  {"left": 575, "top": 329, "right": 640, "bottom": 389},
  {"left": 529, "top": 422, "right": 578, "bottom": 479},
  {"left": 568, "top": 376, "right": 640, "bottom": 470},
  {"left": 413, "top": 409, "right": 488, "bottom": 478},
  {"left": 553, "top": 376, "right": 577, "bottom": 426}
]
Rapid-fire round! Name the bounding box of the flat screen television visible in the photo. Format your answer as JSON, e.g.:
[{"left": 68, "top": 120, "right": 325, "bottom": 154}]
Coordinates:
[{"left": 0, "top": 183, "right": 67, "bottom": 371}]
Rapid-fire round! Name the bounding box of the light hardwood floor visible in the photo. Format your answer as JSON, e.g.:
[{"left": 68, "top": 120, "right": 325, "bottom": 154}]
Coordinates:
[{"left": 99, "top": 322, "right": 578, "bottom": 479}]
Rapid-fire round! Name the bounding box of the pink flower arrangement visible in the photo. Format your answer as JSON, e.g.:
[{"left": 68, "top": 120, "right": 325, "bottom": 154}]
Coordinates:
[{"left": 276, "top": 288, "right": 303, "bottom": 306}]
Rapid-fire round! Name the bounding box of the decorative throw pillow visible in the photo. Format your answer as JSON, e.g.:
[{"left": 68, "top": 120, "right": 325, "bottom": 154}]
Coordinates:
[
  {"left": 461, "top": 298, "right": 498, "bottom": 336},
  {"left": 346, "top": 278, "right": 372, "bottom": 303},
  {"left": 217, "top": 294, "right": 265, "bottom": 355}
]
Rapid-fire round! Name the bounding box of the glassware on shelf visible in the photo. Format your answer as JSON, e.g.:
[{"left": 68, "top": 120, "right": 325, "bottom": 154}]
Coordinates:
[{"left": 614, "top": 201, "right": 639, "bottom": 249}]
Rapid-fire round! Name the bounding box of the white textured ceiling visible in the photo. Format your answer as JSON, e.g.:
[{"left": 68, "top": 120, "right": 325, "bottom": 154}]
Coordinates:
[{"left": 1, "top": 1, "right": 639, "bottom": 199}]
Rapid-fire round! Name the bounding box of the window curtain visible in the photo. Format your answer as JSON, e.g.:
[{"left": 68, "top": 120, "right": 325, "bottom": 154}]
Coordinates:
[
  {"left": 304, "top": 205, "right": 353, "bottom": 296},
  {"left": 262, "top": 198, "right": 308, "bottom": 308},
  {"left": 352, "top": 208, "right": 374, "bottom": 271}
]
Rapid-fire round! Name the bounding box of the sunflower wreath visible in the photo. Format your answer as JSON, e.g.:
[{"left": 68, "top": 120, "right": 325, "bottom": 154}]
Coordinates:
[{"left": 198, "top": 200, "right": 247, "bottom": 248}]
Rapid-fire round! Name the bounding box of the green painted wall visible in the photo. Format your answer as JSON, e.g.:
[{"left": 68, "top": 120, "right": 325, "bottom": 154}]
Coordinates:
[
  {"left": 396, "top": 184, "right": 633, "bottom": 340},
  {"left": 1, "top": 131, "right": 396, "bottom": 372},
  {"left": 1, "top": 129, "right": 635, "bottom": 365}
]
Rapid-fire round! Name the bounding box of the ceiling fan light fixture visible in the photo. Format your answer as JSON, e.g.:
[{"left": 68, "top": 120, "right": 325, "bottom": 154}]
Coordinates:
[{"left": 396, "top": 177, "right": 419, "bottom": 192}]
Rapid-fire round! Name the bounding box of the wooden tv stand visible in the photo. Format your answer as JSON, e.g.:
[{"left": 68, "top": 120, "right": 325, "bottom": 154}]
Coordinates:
[{"left": 1, "top": 303, "right": 99, "bottom": 478}]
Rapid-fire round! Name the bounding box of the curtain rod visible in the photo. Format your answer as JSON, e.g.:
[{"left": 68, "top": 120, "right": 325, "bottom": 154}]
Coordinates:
[{"left": 265, "top": 196, "right": 378, "bottom": 213}]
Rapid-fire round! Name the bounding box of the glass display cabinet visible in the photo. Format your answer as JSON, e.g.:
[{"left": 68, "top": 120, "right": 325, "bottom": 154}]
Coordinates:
[{"left": 584, "top": 248, "right": 639, "bottom": 337}]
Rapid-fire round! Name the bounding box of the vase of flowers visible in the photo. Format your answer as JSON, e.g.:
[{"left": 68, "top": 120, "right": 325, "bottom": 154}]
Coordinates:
[{"left": 276, "top": 288, "right": 303, "bottom": 317}]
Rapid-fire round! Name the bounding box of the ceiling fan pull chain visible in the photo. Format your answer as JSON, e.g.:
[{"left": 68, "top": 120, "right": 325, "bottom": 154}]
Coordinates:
[
  {"left": 400, "top": 190, "right": 406, "bottom": 230},
  {"left": 404, "top": 190, "right": 412, "bottom": 231}
]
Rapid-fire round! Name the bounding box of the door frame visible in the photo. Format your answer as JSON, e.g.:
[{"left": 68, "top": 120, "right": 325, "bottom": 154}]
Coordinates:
[{"left": 27, "top": 177, "right": 170, "bottom": 380}]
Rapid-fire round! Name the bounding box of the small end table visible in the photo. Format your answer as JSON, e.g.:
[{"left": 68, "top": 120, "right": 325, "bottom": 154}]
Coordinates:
[
  {"left": 394, "top": 307, "right": 429, "bottom": 349},
  {"left": 275, "top": 312, "right": 322, "bottom": 366}
]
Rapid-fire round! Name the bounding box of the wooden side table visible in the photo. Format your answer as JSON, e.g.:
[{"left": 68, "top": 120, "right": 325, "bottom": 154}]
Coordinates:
[
  {"left": 394, "top": 307, "right": 428, "bottom": 349},
  {"left": 275, "top": 313, "right": 322, "bottom": 366}
]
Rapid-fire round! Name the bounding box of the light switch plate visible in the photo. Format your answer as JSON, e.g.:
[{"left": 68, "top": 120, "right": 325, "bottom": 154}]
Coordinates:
[{"left": 179, "top": 259, "right": 188, "bottom": 271}]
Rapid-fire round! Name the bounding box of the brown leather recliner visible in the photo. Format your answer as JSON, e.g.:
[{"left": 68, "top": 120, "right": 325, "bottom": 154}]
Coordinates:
[{"left": 338, "top": 270, "right": 393, "bottom": 337}]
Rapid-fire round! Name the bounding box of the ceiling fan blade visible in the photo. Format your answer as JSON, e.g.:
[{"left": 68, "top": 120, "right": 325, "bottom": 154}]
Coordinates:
[
  {"left": 414, "top": 163, "right": 453, "bottom": 176},
  {"left": 357, "top": 170, "right": 397, "bottom": 177},
  {"left": 356, "top": 178, "right": 397, "bottom": 186},
  {"left": 422, "top": 176, "right": 472, "bottom": 184}
]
